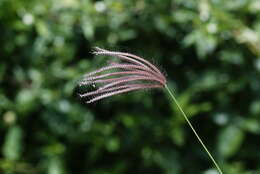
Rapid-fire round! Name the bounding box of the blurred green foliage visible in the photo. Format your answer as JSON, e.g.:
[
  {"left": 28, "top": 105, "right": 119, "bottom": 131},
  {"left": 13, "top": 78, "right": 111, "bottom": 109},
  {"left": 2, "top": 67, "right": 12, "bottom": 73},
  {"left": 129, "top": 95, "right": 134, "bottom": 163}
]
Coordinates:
[{"left": 0, "top": 0, "right": 260, "bottom": 173}]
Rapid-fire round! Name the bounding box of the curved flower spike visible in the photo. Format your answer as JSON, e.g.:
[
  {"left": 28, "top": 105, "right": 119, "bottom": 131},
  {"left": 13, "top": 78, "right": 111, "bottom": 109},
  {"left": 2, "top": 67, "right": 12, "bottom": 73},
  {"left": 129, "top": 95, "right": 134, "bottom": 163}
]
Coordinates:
[{"left": 78, "top": 47, "right": 166, "bottom": 103}]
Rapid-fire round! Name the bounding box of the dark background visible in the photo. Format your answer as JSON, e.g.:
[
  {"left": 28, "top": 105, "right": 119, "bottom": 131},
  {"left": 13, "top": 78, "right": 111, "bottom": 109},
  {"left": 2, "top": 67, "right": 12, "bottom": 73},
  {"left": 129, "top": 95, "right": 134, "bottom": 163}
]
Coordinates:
[{"left": 0, "top": 0, "right": 260, "bottom": 173}]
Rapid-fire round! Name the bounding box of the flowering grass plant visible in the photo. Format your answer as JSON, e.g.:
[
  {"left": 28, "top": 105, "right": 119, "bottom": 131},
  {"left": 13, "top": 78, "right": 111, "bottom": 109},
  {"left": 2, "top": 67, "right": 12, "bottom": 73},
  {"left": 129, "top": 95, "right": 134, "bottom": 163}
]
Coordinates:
[{"left": 78, "top": 47, "right": 223, "bottom": 174}]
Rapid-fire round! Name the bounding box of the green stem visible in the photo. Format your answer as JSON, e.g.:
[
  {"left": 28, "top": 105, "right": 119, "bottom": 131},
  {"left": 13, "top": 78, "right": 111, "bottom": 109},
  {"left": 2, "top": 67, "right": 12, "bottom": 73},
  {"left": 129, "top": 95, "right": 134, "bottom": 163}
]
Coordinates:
[{"left": 165, "top": 84, "right": 223, "bottom": 174}]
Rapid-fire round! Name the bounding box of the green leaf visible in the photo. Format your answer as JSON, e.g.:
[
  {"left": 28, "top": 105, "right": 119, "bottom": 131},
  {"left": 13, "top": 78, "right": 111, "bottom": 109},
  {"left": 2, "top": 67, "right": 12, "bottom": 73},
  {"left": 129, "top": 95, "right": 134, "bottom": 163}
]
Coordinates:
[
  {"left": 48, "top": 157, "right": 65, "bottom": 174},
  {"left": 2, "top": 126, "right": 23, "bottom": 161},
  {"left": 218, "top": 125, "right": 245, "bottom": 158}
]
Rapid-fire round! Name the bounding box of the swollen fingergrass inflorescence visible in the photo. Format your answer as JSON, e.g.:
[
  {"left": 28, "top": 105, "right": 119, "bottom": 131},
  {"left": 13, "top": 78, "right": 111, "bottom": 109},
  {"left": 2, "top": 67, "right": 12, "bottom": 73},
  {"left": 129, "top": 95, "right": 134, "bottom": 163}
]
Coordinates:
[
  {"left": 78, "top": 47, "right": 166, "bottom": 103},
  {"left": 78, "top": 47, "right": 223, "bottom": 174}
]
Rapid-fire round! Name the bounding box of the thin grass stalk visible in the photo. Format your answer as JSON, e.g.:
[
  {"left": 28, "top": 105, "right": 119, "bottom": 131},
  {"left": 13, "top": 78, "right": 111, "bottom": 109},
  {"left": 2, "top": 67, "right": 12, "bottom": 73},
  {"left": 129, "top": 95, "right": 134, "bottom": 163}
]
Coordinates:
[{"left": 165, "top": 84, "right": 223, "bottom": 174}]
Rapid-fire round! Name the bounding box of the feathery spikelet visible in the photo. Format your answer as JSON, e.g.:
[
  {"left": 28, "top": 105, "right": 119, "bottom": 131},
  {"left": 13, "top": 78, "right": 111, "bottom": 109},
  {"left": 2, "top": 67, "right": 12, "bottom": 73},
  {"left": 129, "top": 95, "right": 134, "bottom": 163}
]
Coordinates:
[{"left": 78, "top": 47, "right": 166, "bottom": 103}]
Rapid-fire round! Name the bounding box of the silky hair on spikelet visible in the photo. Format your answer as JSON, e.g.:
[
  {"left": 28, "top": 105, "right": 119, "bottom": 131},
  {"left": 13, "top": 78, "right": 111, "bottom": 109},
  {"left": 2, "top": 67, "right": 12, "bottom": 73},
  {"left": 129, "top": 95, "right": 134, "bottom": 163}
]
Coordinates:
[{"left": 78, "top": 47, "right": 166, "bottom": 103}]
